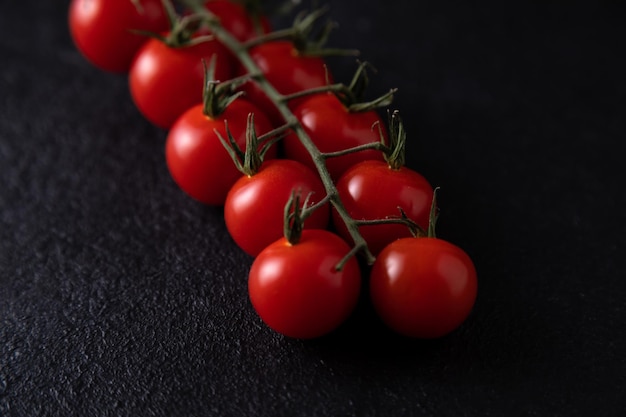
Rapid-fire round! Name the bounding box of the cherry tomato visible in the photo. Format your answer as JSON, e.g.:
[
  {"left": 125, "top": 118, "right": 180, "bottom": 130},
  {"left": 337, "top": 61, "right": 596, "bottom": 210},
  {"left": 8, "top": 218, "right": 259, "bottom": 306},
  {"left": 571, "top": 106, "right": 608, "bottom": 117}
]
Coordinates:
[
  {"left": 283, "top": 93, "right": 386, "bottom": 181},
  {"left": 225, "top": 159, "right": 330, "bottom": 257},
  {"left": 239, "top": 41, "right": 333, "bottom": 127},
  {"left": 248, "top": 229, "right": 362, "bottom": 339},
  {"left": 203, "top": 0, "right": 272, "bottom": 41},
  {"left": 68, "top": 0, "right": 169, "bottom": 73},
  {"left": 332, "top": 160, "right": 434, "bottom": 255},
  {"left": 165, "top": 99, "right": 275, "bottom": 205},
  {"left": 129, "top": 35, "right": 235, "bottom": 129},
  {"left": 370, "top": 237, "right": 478, "bottom": 339}
]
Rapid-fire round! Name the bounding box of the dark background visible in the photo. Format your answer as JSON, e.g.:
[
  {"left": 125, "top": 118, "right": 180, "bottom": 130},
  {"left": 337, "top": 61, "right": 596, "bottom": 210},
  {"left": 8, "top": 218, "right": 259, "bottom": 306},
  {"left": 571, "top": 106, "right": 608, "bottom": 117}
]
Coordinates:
[{"left": 1, "top": 1, "right": 625, "bottom": 416}]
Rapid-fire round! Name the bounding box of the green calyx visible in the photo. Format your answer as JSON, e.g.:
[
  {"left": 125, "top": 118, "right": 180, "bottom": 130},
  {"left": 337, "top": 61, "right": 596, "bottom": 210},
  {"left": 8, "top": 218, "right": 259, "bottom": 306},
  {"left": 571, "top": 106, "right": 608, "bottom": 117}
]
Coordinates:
[
  {"left": 216, "top": 113, "right": 263, "bottom": 177},
  {"left": 133, "top": 0, "right": 217, "bottom": 48},
  {"left": 201, "top": 56, "right": 247, "bottom": 119},
  {"left": 393, "top": 188, "right": 439, "bottom": 239},
  {"left": 283, "top": 190, "right": 305, "bottom": 245},
  {"left": 292, "top": 7, "right": 357, "bottom": 57},
  {"left": 216, "top": 112, "right": 287, "bottom": 177},
  {"left": 244, "top": 6, "right": 360, "bottom": 57},
  {"left": 427, "top": 187, "right": 441, "bottom": 238},
  {"left": 404, "top": 187, "right": 440, "bottom": 239},
  {"left": 380, "top": 109, "right": 407, "bottom": 170},
  {"left": 336, "top": 61, "right": 397, "bottom": 112}
]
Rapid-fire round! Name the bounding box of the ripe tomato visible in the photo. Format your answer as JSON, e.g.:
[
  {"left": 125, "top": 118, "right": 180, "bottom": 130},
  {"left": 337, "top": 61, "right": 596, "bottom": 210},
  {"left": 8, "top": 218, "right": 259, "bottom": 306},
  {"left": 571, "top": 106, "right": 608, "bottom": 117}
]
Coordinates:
[
  {"left": 248, "top": 229, "right": 362, "bottom": 339},
  {"left": 68, "top": 0, "right": 169, "bottom": 73},
  {"left": 370, "top": 237, "right": 478, "bottom": 339},
  {"left": 332, "top": 160, "right": 434, "bottom": 255},
  {"left": 203, "top": 0, "right": 272, "bottom": 41},
  {"left": 165, "top": 99, "right": 275, "bottom": 205},
  {"left": 283, "top": 93, "right": 386, "bottom": 181},
  {"left": 225, "top": 159, "right": 330, "bottom": 257},
  {"left": 239, "top": 40, "right": 333, "bottom": 127},
  {"left": 129, "top": 35, "right": 235, "bottom": 129}
]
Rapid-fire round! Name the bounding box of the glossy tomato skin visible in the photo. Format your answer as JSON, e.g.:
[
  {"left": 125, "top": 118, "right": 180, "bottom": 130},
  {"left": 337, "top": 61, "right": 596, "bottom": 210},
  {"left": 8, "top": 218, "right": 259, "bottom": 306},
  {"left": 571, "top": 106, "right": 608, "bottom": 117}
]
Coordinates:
[
  {"left": 332, "top": 160, "right": 434, "bottom": 255},
  {"left": 239, "top": 41, "right": 332, "bottom": 127},
  {"left": 129, "top": 36, "right": 234, "bottom": 129},
  {"left": 248, "top": 229, "right": 362, "bottom": 339},
  {"left": 370, "top": 237, "right": 478, "bottom": 339},
  {"left": 68, "top": 0, "right": 169, "bottom": 73},
  {"left": 225, "top": 159, "right": 330, "bottom": 257},
  {"left": 283, "top": 93, "right": 386, "bottom": 181},
  {"left": 165, "top": 99, "right": 275, "bottom": 205},
  {"left": 203, "top": 0, "right": 272, "bottom": 41}
]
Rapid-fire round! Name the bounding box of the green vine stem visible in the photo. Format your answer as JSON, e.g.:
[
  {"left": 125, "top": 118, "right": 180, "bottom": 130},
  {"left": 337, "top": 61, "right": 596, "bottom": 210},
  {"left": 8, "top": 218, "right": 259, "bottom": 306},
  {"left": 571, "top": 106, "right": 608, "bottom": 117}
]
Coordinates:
[
  {"left": 134, "top": 0, "right": 217, "bottom": 47},
  {"left": 185, "top": 3, "right": 397, "bottom": 265}
]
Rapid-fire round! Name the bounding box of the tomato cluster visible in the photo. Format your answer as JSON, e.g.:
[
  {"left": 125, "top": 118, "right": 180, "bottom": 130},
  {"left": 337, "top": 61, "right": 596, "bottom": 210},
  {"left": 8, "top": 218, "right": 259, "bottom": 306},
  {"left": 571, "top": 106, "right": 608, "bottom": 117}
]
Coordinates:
[{"left": 68, "top": 0, "right": 478, "bottom": 340}]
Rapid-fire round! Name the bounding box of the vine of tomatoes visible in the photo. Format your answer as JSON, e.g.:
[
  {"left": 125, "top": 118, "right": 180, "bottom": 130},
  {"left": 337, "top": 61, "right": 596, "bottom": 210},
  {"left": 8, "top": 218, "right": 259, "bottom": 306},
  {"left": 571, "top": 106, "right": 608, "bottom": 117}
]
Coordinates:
[{"left": 68, "top": 0, "right": 478, "bottom": 341}]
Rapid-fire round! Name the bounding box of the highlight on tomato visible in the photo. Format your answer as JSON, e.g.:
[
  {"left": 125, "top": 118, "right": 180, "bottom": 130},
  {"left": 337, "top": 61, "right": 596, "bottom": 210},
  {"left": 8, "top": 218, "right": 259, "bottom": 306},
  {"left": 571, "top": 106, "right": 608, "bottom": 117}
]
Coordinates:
[{"left": 68, "top": 0, "right": 170, "bottom": 73}]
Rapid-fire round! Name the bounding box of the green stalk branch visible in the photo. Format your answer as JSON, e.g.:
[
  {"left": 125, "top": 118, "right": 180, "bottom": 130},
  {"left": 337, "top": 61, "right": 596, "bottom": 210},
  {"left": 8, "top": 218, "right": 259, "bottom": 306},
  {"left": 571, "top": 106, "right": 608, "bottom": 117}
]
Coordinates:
[
  {"left": 322, "top": 142, "right": 388, "bottom": 159},
  {"left": 301, "top": 194, "right": 332, "bottom": 220},
  {"left": 241, "top": 28, "right": 298, "bottom": 49},
  {"left": 256, "top": 123, "right": 296, "bottom": 147},
  {"left": 190, "top": 5, "right": 380, "bottom": 265},
  {"left": 280, "top": 83, "right": 351, "bottom": 103}
]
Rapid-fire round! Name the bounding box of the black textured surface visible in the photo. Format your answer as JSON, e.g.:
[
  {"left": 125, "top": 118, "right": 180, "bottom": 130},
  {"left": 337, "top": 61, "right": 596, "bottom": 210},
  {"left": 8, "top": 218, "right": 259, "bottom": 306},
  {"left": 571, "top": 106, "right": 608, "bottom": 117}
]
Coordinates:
[{"left": 2, "top": 1, "right": 625, "bottom": 416}]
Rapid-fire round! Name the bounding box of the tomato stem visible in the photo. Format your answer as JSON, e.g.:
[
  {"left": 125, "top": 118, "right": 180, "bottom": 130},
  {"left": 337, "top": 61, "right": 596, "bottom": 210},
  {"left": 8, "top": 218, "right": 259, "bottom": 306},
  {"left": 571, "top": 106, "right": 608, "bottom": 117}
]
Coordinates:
[
  {"left": 201, "top": 57, "right": 247, "bottom": 118},
  {"left": 214, "top": 120, "right": 246, "bottom": 174},
  {"left": 347, "top": 88, "right": 397, "bottom": 113},
  {"left": 321, "top": 141, "right": 388, "bottom": 160},
  {"left": 155, "top": 0, "right": 217, "bottom": 47},
  {"left": 301, "top": 194, "right": 331, "bottom": 221},
  {"left": 187, "top": 2, "right": 379, "bottom": 265},
  {"left": 283, "top": 191, "right": 305, "bottom": 245},
  {"left": 357, "top": 209, "right": 426, "bottom": 238},
  {"left": 241, "top": 113, "right": 263, "bottom": 175},
  {"left": 382, "top": 110, "right": 408, "bottom": 170},
  {"left": 280, "top": 83, "right": 351, "bottom": 104},
  {"left": 214, "top": 113, "right": 289, "bottom": 176},
  {"left": 242, "top": 28, "right": 297, "bottom": 49},
  {"left": 290, "top": 6, "right": 360, "bottom": 57},
  {"left": 336, "top": 245, "right": 364, "bottom": 272}
]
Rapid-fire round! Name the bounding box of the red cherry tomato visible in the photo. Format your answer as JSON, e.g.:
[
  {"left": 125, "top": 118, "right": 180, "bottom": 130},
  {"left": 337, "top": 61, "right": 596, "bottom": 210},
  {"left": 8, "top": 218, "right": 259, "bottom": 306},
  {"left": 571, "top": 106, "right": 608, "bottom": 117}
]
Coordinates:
[
  {"left": 129, "top": 36, "right": 235, "bottom": 129},
  {"left": 165, "top": 99, "right": 275, "bottom": 205},
  {"left": 203, "top": 0, "right": 272, "bottom": 41},
  {"left": 248, "top": 229, "right": 362, "bottom": 339},
  {"left": 370, "top": 237, "right": 478, "bottom": 339},
  {"left": 68, "top": 0, "right": 169, "bottom": 73},
  {"left": 239, "top": 41, "right": 333, "bottom": 127},
  {"left": 225, "top": 159, "right": 330, "bottom": 257},
  {"left": 332, "top": 160, "right": 434, "bottom": 255},
  {"left": 283, "top": 93, "right": 386, "bottom": 181}
]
